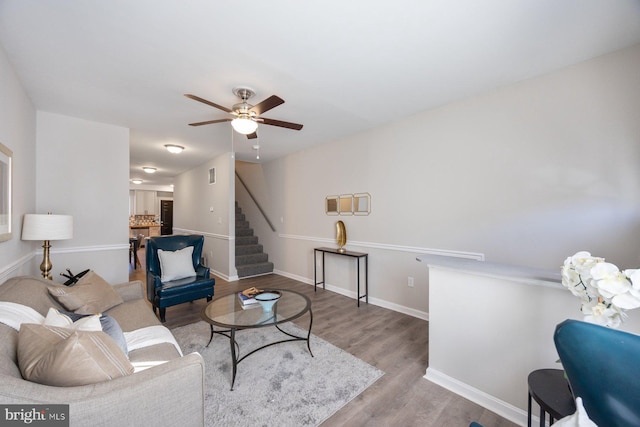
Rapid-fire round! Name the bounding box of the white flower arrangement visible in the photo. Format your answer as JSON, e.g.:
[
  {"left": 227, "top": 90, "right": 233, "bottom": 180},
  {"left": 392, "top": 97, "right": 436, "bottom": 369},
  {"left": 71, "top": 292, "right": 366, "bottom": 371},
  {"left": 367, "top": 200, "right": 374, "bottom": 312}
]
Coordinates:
[{"left": 561, "top": 251, "right": 640, "bottom": 328}]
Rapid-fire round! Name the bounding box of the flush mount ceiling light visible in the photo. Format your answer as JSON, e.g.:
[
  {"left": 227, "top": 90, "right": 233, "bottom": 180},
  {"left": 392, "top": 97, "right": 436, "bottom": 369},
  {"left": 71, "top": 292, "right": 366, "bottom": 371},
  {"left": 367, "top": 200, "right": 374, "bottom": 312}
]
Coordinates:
[
  {"left": 142, "top": 167, "right": 157, "bottom": 173},
  {"left": 164, "top": 144, "right": 184, "bottom": 154},
  {"left": 131, "top": 179, "right": 143, "bottom": 184},
  {"left": 231, "top": 115, "right": 258, "bottom": 135}
]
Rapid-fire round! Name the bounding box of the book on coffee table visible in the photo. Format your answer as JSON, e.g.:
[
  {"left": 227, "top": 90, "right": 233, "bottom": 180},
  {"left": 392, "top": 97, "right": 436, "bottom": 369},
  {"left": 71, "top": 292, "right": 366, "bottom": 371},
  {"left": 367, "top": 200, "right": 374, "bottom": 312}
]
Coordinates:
[{"left": 237, "top": 291, "right": 259, "bottom": 307}]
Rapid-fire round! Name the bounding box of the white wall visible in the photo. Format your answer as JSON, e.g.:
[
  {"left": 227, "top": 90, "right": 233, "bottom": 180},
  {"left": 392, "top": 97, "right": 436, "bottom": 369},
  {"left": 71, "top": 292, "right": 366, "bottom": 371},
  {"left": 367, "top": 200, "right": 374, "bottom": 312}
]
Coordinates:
[
  {"left": 0, "top": 43, "right": 37, "bottom": 281},
  {"left": 0, "top": 45, "right": 131, "bottom": 285},
  {"left": 35, "top": 112, "right": 130, "bottom": 284},
  {"left": 174, "top": 152, "right": 235, "bottom": 280},
  {"left": 424, "top": 261, "right": 640, "bottom": 425},
  {"left": 240, "top": 43, "right": 640, "bottom": 317}
]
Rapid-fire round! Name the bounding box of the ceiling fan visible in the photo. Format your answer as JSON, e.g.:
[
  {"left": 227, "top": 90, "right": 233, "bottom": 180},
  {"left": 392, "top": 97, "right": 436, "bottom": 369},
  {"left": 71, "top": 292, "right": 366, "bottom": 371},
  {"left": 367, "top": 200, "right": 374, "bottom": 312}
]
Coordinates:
[{"left": 185, "top": 87, "right": 303, "bottom": 139}]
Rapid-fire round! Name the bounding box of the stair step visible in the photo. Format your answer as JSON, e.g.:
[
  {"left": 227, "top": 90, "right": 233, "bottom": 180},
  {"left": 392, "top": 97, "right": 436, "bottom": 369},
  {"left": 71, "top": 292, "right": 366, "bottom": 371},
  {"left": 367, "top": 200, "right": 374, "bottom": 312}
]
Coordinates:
[
  {"left": 236, "top": 235, "right": 258, "bottom": 246},
  {"left": 236, "top": 262, "right": 274, "bottom": 278},
  {"left": 236, "top": 253, "right": 269, "bottom": 266},
  {"left": 236, "top": 227, "right": 254, "bottom": 237},
  {"left": 235, "top": 202, "right": 273, "bottom": 278},
  {"left": 235, "top": 244, "right": 263, "bottom": 256}
]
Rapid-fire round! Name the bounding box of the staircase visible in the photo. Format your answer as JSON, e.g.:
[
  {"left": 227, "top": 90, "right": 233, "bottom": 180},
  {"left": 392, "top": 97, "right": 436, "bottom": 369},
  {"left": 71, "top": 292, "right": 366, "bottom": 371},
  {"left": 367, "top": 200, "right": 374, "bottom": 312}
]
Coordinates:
[{"left": 235, "top": 202, "right": 274, "bottom": 278}]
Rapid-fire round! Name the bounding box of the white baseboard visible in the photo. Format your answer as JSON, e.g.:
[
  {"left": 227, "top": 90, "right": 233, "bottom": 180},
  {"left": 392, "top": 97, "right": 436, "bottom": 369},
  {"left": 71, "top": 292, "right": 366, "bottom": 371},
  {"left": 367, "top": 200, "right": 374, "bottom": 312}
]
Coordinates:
[
  {"left": 274, "top": 269, "right": 312, "bottom": 285},
  {"left": 274, "top": 269, "right": 429, "bottom": 321},
  {"left": 425, "top": 368, "right": 530, "bottom": 426},
  {"left": 210, "top": 268, "right": 237, "bottom": 282}
]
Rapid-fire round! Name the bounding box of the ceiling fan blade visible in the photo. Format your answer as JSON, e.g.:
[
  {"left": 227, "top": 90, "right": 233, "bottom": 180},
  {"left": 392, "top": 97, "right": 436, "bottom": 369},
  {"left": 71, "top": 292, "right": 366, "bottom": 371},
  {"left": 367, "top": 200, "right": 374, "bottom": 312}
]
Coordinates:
[
  {"left": 188, "top": 118, "right": 232, "bottom": 126},
  {"left": 250, "top": 95, "right": 284, "bottom": 115},
  {"left": 246, "top": 132, "right": 258, "bottom": 139},
  {"left": 184, "top": 94, "right": 232, "bottom": 113},
  {"left": 262, "top": 117, "right": 304, "bottom": 131}
]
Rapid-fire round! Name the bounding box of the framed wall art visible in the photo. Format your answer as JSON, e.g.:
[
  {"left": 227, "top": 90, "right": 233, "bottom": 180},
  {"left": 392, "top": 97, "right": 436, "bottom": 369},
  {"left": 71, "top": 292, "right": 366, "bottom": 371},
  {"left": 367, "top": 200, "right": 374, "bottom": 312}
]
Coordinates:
[{"left": 0, "top": 142, "right": 12, "bottom": 242}]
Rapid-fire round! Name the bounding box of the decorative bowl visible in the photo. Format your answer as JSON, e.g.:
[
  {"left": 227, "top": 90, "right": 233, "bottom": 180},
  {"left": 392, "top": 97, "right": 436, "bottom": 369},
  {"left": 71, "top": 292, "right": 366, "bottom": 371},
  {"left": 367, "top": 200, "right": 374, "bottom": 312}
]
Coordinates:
[{"left": 254, "top": 291, "right": 282, "bottom": 313}]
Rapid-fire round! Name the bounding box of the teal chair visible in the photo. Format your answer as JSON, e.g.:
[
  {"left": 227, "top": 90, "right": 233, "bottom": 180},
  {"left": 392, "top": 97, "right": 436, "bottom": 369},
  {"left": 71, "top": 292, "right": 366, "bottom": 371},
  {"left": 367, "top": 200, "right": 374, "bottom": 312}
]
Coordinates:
[
  {"left": 146, "top": 235, "right": 215, "bottom": 322},
  {"left": 554, "top": 319, "right": 640, "bottom": 427}
]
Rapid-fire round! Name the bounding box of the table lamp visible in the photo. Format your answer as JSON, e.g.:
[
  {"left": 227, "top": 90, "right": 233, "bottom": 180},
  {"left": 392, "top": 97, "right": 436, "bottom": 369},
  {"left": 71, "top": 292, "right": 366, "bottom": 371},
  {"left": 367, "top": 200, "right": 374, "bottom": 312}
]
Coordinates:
[{"left": 22, "top": 213, "right": 73, "bottom": 280}]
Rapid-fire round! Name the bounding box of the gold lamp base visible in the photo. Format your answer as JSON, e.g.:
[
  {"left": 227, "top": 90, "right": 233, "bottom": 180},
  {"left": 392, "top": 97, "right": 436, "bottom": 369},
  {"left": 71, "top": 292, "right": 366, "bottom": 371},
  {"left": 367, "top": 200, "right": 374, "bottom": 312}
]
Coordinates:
[{"left": 39, "top": 240, "right": 53, "bottom": 280}]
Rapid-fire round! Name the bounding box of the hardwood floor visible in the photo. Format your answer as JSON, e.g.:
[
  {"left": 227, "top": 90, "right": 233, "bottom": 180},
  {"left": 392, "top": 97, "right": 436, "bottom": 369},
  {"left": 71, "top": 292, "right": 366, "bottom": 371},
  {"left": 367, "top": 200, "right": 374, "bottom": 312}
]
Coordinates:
[{"left": 129, "top": 250, "right": 518, "bottom": 427}]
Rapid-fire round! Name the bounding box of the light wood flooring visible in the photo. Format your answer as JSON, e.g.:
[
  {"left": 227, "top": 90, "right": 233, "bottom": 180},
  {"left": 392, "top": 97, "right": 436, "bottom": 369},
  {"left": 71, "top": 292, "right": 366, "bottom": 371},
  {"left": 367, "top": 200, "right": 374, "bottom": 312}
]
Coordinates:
[{"left": 129, "top": 250, "right": 518, "bottom": 427}]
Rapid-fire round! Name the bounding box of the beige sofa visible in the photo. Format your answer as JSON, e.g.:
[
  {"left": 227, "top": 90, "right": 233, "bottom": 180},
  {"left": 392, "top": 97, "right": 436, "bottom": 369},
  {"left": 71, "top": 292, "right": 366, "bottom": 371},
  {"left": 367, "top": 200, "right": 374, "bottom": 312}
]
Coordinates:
[{"left": 0, "top": 276, "right": 204, "bottom": 427}]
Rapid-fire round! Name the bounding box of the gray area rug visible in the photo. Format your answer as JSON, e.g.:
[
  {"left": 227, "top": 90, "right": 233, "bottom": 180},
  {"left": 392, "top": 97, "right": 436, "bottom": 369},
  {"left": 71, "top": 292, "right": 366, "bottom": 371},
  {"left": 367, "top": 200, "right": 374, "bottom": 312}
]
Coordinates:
[{"left": 172, "top": 321, "right": 383, "bottom": 427}]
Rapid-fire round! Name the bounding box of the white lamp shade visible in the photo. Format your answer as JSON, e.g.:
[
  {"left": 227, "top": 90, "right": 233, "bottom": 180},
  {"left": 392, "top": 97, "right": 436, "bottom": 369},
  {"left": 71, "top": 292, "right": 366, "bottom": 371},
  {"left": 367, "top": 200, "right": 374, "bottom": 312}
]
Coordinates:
[
  {"left": 231, "top": 117, "right": 258, "bottom": 135},
  {"left": 22, "top": 214, "right": 73, "bottom": 241}
]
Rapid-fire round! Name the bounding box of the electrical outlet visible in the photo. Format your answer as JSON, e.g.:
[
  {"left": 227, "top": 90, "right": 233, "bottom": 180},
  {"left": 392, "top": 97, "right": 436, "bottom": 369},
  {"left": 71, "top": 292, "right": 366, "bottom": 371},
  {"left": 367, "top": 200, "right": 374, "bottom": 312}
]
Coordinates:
[{"left": 408, "top": 276, "right": 414, "bottom": 287}]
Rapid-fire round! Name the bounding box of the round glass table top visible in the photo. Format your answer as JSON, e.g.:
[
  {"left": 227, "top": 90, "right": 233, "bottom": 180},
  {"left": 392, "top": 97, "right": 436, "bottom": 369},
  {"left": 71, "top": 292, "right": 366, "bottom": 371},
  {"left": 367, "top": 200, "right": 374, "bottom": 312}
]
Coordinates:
[{"left": 202, "top": 289, "right": 311, "bottom": 329}]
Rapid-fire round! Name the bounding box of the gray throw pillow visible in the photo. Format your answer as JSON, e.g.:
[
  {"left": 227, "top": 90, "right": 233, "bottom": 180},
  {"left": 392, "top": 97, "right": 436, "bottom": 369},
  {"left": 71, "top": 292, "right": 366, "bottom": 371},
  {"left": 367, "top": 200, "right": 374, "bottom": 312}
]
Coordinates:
[{"left": 62, "top": 310, "right": 128, "bottom": 356}]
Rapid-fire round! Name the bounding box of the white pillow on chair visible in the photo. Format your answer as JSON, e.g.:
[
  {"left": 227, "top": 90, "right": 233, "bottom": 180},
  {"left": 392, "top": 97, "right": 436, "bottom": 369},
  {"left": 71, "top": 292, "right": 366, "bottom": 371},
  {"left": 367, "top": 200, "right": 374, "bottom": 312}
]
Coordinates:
[{"left": 157, "top": 246, "right": 197, "bottom": 282}]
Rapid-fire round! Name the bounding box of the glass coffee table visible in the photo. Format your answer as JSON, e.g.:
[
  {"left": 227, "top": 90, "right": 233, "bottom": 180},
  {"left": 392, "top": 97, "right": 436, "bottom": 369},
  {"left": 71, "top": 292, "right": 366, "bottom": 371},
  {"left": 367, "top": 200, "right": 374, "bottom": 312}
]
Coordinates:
[{"left": 201, "top": 289, "right": 313, "bottom": 390}]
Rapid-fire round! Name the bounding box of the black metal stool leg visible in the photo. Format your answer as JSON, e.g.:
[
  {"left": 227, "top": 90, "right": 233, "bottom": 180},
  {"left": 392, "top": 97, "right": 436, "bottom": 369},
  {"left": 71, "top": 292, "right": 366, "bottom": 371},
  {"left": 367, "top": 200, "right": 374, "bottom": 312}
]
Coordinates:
[{"left": 528, "top": 392, "right": 532, "bottom": 427}]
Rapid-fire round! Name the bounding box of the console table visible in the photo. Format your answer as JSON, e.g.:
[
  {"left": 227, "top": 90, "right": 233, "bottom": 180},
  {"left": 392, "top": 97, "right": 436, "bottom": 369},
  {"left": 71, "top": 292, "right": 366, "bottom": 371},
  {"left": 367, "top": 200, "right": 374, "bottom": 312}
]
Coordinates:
[{"left": 313, "top": 247, "right": 368, "bottom": 306}]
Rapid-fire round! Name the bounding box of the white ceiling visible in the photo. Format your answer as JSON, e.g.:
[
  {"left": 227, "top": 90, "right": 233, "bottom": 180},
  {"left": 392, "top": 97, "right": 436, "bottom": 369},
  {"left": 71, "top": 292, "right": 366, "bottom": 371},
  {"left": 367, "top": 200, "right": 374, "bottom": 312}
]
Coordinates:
[{"left": 1, "top": 0, "right": 639, "bottom": 186}]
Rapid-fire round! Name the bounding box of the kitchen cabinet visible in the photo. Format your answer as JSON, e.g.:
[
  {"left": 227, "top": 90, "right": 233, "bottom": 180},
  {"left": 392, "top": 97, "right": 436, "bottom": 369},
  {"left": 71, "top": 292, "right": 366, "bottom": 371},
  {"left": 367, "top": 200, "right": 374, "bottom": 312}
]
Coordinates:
[{"left": 135, "top": 190, "right": 157, "bottom": 215}]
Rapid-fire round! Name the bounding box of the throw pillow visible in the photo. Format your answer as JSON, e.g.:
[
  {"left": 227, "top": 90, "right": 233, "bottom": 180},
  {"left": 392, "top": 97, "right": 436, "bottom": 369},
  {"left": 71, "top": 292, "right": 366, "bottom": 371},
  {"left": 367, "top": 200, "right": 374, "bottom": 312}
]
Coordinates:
[
  {"left": 47, "top": 271, "right": 124, "bottom": 315},
  {"left": 157, "top": 246, "right": 196, "bottom": 282},
  {"left": 61, "top": 310, "right": 128, "bottom": 356},
  {"left": 17, "top": 323, "right": 134, "bottom": 386},
  {"left": 43, "top": 307, "right": 102, "bottom": 331},
  {"left": 553, "top": 397, "right": 597, "bottom": 427}
]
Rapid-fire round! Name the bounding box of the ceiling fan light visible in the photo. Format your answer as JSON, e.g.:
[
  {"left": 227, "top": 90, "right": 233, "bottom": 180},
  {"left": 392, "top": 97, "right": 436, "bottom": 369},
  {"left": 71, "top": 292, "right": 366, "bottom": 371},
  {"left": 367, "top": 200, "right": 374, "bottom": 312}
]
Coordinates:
[
  {"left": 164, "top": 144, "right": 184, "bottom": 154},
  {"left": 231, "top": 117, "right": 258, "bottom": 135},
  {"left": 142, "top": 167, "right": 157, "bottom": 173}
]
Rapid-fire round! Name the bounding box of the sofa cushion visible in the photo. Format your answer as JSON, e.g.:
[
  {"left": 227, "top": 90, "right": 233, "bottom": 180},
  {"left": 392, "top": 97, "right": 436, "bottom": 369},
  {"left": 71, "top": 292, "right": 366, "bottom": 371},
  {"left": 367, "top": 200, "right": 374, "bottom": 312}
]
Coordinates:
[
  {"left": 157, "top": 246, "right": 196, "bottom": 282},
  {"left": 48, "top": 271, "right": 123, "bottom": 315},
  {"left": 128, "top": 342, "right": 182, "bottom": 371},
  {"left": 105, "top": 298, "right": 162, "bottom": 332},
  {"left": 0, "top": 324, "right": 20, "bottom": 378},
  {"left": 17, "top": 323, "right": 133, "bottom": 386}
]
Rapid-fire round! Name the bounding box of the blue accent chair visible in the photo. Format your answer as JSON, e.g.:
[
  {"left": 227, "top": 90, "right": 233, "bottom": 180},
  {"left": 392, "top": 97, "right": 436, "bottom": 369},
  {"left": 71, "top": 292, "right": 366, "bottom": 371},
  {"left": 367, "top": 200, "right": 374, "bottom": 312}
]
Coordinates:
[
  {"left": 146, "top": 235, "right": 215, "bottom": 322},
  {"left": 554, "top": 319, "right": 640, "bottom": 427}
]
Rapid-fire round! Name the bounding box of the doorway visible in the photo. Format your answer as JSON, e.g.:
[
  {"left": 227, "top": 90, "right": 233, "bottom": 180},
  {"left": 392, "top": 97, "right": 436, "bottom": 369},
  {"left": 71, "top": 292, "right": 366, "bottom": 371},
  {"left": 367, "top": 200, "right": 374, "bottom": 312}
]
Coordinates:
[{"left": 161, "top": 200, "right": 173, "bottom": 235}]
